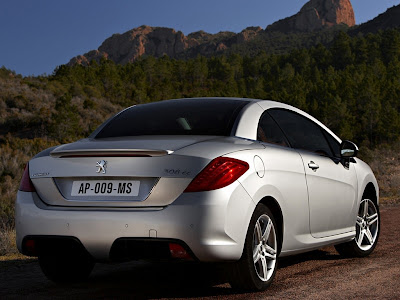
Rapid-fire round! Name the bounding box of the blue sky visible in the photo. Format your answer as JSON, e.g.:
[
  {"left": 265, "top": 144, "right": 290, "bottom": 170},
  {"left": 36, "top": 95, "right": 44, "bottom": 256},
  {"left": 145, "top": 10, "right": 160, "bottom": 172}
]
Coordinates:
[{"left": 0, "top": 0, "right": 399, "bottom": 76}]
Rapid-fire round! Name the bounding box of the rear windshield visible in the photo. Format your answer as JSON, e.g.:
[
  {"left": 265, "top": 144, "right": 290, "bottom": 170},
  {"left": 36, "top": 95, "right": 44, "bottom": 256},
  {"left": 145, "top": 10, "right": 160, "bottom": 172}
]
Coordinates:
[{"left": 95, "top": 98, "right": 248, "bottom": 138}]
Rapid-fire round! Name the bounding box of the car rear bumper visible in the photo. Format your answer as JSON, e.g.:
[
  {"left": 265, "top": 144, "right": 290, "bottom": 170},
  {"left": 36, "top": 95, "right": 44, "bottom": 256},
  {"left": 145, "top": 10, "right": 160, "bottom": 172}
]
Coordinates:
[{"left": 16, "top": 185, "right": 255, "bottom": 262}]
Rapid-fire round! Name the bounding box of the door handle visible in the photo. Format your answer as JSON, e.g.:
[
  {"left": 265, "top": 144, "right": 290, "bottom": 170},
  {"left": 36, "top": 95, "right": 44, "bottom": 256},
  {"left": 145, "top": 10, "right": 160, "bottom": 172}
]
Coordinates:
[{"left": 308, "top": 161, "right": 319, "bottom": 171}]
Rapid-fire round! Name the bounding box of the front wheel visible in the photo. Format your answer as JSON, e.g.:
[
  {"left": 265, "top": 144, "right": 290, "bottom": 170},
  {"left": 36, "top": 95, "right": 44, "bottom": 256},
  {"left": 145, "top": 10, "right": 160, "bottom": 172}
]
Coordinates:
[
  {"left": 335, "top": 198, "right": 380, "bottom": 257},
  {"left": 228, "top": 204, "right": 279, "bottom": 291}
]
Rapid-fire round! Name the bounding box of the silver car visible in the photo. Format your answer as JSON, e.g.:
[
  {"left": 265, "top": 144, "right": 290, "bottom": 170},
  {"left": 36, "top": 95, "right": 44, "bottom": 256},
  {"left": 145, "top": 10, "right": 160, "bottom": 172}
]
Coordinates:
[{"left": 16, "top": 98, "right": 380, "bottom": 290}]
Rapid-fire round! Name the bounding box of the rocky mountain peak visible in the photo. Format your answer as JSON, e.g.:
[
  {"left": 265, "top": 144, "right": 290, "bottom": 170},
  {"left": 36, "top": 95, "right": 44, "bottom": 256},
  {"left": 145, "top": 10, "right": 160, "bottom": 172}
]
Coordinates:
[{"left": 267, "top": 0, "right": 355, "bottom": 32}]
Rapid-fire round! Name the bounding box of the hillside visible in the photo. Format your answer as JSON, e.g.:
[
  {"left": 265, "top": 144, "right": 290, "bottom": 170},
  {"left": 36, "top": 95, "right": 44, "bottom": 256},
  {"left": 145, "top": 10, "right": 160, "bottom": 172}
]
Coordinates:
[{"left": 351, "top": 4, "right": 400, "bottom": 34}]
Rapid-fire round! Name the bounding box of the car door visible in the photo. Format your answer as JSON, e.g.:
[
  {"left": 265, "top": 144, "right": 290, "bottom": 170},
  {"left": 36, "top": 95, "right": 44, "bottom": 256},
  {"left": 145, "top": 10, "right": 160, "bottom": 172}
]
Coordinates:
[
  {"left": 256, "top": 111, "right": 311, "bottom": 250},
  {"left": 268, "top": 109, "right": 358, "bottom": 238}
]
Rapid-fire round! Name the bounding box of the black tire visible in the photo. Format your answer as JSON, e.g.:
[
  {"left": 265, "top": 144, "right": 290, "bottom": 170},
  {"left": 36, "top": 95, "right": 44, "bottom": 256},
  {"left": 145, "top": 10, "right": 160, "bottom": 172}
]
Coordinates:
[
  {"left": 335, "top": 198, "right": 380, "bottom": 257},
  {"left": 228, "top": 204, "right": 279, "bottom": 291},
  {"left": 39, "top": 251, "right": 95, "bottom": 283}
]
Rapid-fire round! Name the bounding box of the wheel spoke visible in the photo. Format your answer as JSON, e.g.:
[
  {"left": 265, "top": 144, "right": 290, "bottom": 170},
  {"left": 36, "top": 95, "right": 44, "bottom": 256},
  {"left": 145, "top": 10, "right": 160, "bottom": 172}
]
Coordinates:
[
  {"left": 363, "top": 200, "right": 369, "bottom": 218},
  {"left": 253, "top": 244, "right": 261, "bottom": 263},
  {"left": 262, "top": 219, "right": 272, "bottom": 241},
  {"left": 357, "top": 229, "right": 365, "bottom": 246},
  {"left": 265, "top": 244, "right": 276, "bottom": 256},
  {"left": 263, "top": 251, "right": 276, "bottom": 260},
  {"left": 365, "top": 228, "right": 374, "bottom": 245},
  {"left": 260, "top": 256, "right": 268, "bottom": 280},
  {"left": 367, "top": 213, "right": 378, "bottom": 225},
  {"left": 356, "top": 216, "right": 363, "bottom": 227},
  {"left": 255, "top": 221, "right": 262, "bottom": 243}
]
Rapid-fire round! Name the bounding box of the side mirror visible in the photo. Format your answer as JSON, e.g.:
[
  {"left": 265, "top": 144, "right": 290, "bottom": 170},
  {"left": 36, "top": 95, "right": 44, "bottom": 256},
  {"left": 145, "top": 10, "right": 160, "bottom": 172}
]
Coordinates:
[{"left": 340, "top": 140, "right": 358, "bottom": 158}]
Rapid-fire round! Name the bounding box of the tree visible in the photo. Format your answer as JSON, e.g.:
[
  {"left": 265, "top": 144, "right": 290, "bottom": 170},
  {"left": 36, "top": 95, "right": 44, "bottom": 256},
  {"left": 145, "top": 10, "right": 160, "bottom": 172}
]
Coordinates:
[{"left": 331, "top": 32, "right": 354, "bottom": 70}]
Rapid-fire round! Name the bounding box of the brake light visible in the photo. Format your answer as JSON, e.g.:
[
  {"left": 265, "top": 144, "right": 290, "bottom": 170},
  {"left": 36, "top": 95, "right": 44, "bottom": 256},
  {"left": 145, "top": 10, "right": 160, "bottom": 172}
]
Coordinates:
[
  {"left": 19, "top": 163, "right": 36, "bottom": 192},
  {"left": 184, "top": 157, "right": 249, "bottom": 193}
]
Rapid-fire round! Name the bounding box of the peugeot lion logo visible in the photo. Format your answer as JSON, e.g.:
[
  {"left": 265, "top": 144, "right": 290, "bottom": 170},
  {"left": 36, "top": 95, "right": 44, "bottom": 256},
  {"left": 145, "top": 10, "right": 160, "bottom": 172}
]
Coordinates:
[{"left": 96, "top": 160, "right": 107, "bottom": 174}]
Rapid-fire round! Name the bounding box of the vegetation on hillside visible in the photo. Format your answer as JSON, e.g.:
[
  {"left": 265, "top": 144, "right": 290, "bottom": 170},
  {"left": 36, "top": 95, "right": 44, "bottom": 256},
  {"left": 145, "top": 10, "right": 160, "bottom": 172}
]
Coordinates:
[
  {"left": 1, "top": 28, "right": 400, "bottom": 229},
  {"left": 225, "top": 25, "right": 351, "bottom": 57}
]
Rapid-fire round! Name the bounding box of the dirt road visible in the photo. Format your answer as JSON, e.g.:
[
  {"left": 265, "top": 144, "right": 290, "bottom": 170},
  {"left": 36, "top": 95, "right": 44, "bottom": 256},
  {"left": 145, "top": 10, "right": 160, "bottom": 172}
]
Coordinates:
[{"left": 1, "top": 205, "right": 399, "bottom": 299}]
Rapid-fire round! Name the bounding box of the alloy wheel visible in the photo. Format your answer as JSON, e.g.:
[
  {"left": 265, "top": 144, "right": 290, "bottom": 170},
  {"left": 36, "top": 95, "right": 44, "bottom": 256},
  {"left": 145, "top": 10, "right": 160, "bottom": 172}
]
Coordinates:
[
  {"left": 355, "top": 199, "right": 379, "bottom": 251},
  {"left": 252, "top": 214, "right": 277, "bottom": 282}
]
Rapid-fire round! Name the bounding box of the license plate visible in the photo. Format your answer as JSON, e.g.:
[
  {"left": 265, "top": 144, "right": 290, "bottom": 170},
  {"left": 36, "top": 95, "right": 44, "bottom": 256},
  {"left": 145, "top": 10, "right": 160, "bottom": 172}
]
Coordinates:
[{"left": 71, "top": 180, "right": 140, "bottom": 197}]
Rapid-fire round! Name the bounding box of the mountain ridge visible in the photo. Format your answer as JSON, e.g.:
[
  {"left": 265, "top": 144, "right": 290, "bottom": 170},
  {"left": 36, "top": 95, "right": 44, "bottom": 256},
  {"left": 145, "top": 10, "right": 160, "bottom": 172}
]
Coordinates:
[
  {"left": 351, "top": 4, "right": 400, "bottom": 34},
  {"left": 68, "top": 0, "right": 399, "bottom": 66},
  {"left": 68, "top": 25, "right": 263, "bottom": 66}
]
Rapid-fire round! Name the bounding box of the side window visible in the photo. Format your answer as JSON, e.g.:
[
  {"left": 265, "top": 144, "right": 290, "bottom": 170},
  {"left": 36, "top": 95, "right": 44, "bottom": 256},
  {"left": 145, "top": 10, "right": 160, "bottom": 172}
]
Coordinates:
[
  {"left": 323, "top": 131, "right": 341, "bottom": 158},
  {"left": 257, "top": 112, "right": 289, "bottom": 147},
  {"left": 269, "top": 109, "right": 333, "bottom": 157}
]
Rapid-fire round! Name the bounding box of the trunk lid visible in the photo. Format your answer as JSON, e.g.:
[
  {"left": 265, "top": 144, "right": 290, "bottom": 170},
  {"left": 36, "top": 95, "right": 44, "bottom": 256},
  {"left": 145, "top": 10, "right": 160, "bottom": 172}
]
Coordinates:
[{"left": 29, "top": 136, "right": 261, "bottom": 208}]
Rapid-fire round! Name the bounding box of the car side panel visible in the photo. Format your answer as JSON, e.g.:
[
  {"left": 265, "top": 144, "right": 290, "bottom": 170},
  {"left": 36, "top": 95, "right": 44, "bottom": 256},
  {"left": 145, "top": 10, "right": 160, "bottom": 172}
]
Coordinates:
[
  {"left": 354, "top": 158, "right": 379, "bottom": 205},
  {"left": 229, "top": 145, "right": 311, "bottom": 253}
]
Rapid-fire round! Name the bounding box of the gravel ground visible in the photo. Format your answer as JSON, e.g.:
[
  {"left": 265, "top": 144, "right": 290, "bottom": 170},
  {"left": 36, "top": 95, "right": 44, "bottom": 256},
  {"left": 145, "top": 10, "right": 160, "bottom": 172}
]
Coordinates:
[{"left": 1, "top": 205, "right": 399, "bottom": 299}]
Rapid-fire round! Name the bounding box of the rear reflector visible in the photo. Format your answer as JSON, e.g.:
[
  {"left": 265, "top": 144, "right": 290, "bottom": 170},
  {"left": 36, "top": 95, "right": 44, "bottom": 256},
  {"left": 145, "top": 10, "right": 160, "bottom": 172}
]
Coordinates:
[
  {"left": 169, "top": 243, "right": 192, "bottom": 260},
  {"left": 19, "top": 163, "right": 36, "bottom": 192},
  {"left": 184, "top": 157, "right": 249, "bottom": 193},
  {"left": 23, "top": 239, "right": 37, "bottom": 256}
]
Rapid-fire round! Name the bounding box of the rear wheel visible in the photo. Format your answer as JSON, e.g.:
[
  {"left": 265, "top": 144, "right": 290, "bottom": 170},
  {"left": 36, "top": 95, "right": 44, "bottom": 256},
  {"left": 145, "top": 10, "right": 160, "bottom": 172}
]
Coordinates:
[
  {"left": 335, "top": 198, "right": 380, "bottom": 257},
  {"left": 229, "top": 204, "right": 279, "bottom": 291},
  {"left": 39, "top": 252, "right": 94, "bottom": 283}
]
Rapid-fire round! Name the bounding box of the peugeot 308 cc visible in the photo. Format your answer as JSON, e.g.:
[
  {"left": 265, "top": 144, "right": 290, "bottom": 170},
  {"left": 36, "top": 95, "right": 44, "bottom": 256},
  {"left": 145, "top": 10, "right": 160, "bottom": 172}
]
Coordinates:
[{"left": 16, "top": 98, "right": 380, "bottom": 290}]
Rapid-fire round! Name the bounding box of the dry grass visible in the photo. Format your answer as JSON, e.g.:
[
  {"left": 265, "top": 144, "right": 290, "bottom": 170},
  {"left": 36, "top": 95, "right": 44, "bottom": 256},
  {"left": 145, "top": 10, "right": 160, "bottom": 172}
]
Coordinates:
[
  {"left": 361, "top": 144, "right": 400, "bottom": 200},
  {"left": 0, "top": 253, "right": 32, "bottom": 262},
  {"left": 0, "top": 226, "right": 18, "bottom": 256}
]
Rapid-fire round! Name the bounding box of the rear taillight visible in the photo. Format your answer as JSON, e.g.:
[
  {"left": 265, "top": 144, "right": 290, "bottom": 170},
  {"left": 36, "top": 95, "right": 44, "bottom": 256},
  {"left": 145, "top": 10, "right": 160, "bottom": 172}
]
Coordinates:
[
  {"left": 184, "top": 157, "right": 249, "bottom": 193},
  {"left": 19, "top": 163, "right": 36, "bottom": 192}
]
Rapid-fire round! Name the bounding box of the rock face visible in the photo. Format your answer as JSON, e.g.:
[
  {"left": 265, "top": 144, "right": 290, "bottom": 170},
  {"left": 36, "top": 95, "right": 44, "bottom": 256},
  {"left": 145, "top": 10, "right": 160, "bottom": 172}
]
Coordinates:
[
  {"left": 267, "top": 0, "right": 355, "bottom": 32},
  {"left": 68, "top": 26, "right": 259, "bottom": 66},
  {"left": 70, "top": 26, "right": 190, "bottom": 65}
]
